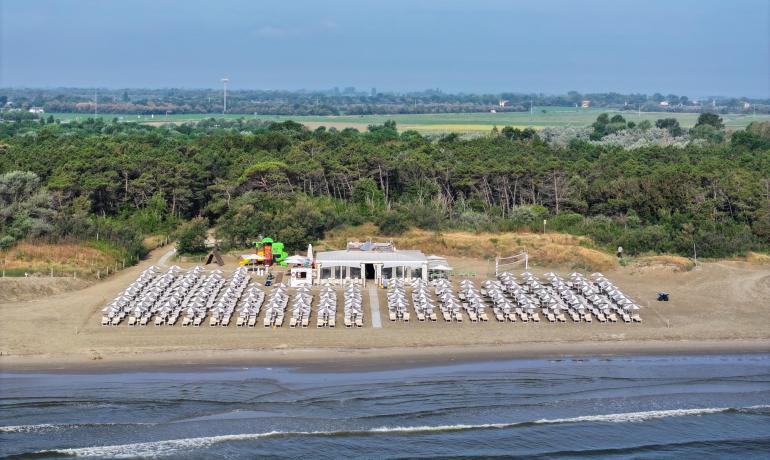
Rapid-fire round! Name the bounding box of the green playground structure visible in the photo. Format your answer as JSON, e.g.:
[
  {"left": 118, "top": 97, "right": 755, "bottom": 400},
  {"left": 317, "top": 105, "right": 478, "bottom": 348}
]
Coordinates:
[{"left": 253, "top": 237, "right": 289, "bottom": 266}]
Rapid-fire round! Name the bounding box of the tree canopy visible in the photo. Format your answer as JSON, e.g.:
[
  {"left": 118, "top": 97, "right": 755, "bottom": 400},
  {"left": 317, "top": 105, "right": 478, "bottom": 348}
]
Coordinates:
[{"left": 1, "top": 114, "right": 768, "bottom": 260}]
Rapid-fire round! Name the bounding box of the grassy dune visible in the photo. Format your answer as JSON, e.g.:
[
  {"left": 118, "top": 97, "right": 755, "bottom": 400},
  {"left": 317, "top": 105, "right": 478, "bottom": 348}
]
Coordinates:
[
  {"left": 0, "top": 241, "right": 131, "bottom": 278},
  {"left": 319, "top": 224, "right": 618, "bottom": 271}
]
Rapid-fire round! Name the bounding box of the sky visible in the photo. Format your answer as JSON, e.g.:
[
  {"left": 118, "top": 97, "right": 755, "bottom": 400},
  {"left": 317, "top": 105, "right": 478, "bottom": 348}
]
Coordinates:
[{"left": 1, "top": 0, "right": 768, "bottom": 97}]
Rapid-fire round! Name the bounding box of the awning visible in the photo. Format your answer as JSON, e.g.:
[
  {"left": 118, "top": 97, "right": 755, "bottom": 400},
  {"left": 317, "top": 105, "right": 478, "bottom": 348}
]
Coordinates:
[
  {"left": 382, "top": 261, "right": 426, "bottom": 269},
  {"left": 283, "top": 255, "right": 309, "bottom": 265},
  {"left": 429, "top": 264, "right": 453, "bottom": 271},
  {"left": 318, "top": 261, "right": 363, "bottom": 268}
]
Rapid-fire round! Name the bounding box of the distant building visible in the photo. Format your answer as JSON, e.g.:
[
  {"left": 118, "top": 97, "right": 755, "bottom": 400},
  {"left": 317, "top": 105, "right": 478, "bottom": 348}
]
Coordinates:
[
  {"left": 581, "top": 100, "right": 590, "bottom": 108},
  {"left": 28, "top": 107, "right": 45, "bottom": 114},
  {"left": 315, "top": 241, "right": 428, "bottom": 287},
  {"left": 490, "top": 109, "right": 497, "bottom": 113},
  {"left": 743, "top": 101, "right": 751, "bottom": 110},
  {"left": 659, "top": 101, "right": 670, "bottom": 107}
]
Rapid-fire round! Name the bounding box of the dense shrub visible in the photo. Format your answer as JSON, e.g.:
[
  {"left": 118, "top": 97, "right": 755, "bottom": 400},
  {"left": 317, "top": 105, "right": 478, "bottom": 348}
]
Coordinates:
[{"left": 176, "top": 217, "right": 208, "bottom": 254}]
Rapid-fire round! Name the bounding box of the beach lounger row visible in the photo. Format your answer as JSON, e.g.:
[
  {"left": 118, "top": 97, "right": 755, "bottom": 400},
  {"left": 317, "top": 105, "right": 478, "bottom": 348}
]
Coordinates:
[
  {"left": 263, "top": 283, "right": 289, "bottom": 327},
  {"left": 289, "top": 286, "right": 313, "bottom": 328},
  {"left": 458, "top": 280, "right": 489, "bottom": 322},
  {"left": 387, "top": 279, "right": 409, "bottom": 321},
  {"left": 102, "top": 265, "right": 164, "bottom": 325},
  {"left": 434, "top": 279, "right": 463, "bottom": 322},
  {"left": 209, "top": 267, "right": 251, "bottom": 327},
  {"left": 343, "top": 282, "right": 364, "bottom": 327},
  {"left": 317, "top": 283, "right": 337, "bottom": 328},
  {"left": 236, "top": 285, "right": 265, "bottom": 327},
  {"left": 411, "top": 279, "right": 437, "bottom": 322},
  {"left": 482, "top": 272, "right": 540, "bottom": 323}
]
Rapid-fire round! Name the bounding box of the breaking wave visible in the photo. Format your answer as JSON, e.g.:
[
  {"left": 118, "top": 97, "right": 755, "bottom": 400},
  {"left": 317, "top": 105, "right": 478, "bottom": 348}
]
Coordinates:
[{"left": 39, "top": 405, "right": 768, "bottom": 458}]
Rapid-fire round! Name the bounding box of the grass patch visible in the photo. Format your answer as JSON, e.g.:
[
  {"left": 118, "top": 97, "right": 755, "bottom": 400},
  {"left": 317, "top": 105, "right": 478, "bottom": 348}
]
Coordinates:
[
  {"left": 48, "top": 109, "right": 770, "bottom": 132},
  {"left": 744, "top": 252, "right": 770, "bottom": 264},
  {"left": 0, "top": 240, "right": 135, "bottom": 278},
  {"left": 631, "top": 255, "right": 696, "bottom": 272}
]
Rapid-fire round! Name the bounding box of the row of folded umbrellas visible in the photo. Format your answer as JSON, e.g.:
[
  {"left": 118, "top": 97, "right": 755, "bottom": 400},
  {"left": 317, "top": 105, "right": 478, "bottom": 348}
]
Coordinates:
[
  {"left": 104, "top": 266, "right": 211, "bottom": 325},
  {"left": 317, "top": 284, "right": 337, "bottom": 327},
  {"left": 343, "top": 282, "right": 364, "bottom": 327},
  {"left": 102, "top": 266, "right": 165, "bottom": 323},
  {"left": 519, "top": 272, "right": 568, "bottom": 314},
  {"left": 290, "top": 286, "right": 313, "bottom": 327},
  {"left": 483, "top": 278, "right": 539, "bottom": 322},
  {"left": 387, "top": 279, "right": 410, "bottom": 321},
  {"left": 493, "top": 271, "right": 642, "bottom": 323},
  {"left": 103, "top": 265, "right": 266, "bottom": 327},
  {"left": 515, "top": 271, "right": 601, "bottom": 321},
  {"left": 235, "top": 285, "right": 266, "bottom": 326},
  {"left": 175, "top": 272, "right": 226, "bottom": 326},
  {"left": 458, "top": 280, "right": 489, "bottom": 322},
  {"left": 206, "top": 267, "right": 251, "bottom": 326},
  {"left": 262, "top": 283, "right": 289, "bottom": 327},
  {"left": 434, "top": 279, "right": 464, "bottom": 321},
  {"left": 411, "top": 279, "right": 438, "bottom": 322},
  {"left": 548, "top": 272, "right": 641, "bottom": 322},
  {"left": 585, "top": 273, "right": 640, "bottom": 312}
]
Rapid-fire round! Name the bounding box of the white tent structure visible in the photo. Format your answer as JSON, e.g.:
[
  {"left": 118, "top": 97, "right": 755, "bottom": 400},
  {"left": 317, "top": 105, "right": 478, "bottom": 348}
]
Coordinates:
[
  {"left": 427, "top": 255, "right": 453, "bottom": 280},
  {"left": 284, "top": 255, "right": 310, "bottom": 265},
  {"left": 315, "top": 241, "right": 428, "bottom": 287}
]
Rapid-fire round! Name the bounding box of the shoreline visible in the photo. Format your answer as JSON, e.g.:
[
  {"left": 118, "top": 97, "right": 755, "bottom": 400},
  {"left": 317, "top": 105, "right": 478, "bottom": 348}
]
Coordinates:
[{"left": 2, "top": 338, "right": 768, "bottom": 373}]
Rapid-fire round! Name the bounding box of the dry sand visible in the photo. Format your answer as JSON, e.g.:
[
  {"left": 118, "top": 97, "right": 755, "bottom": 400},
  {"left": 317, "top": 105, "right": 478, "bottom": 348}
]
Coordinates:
[
  {"left": 1, "top": 246, "right": 768, "bottom": 371},
  {"left": 0, "top": 277, "right": 91, "bottom": 303}
]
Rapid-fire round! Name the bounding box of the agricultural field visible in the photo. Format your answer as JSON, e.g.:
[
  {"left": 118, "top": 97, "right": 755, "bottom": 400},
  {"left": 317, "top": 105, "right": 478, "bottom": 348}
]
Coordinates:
[{"left": 46, "top": 107, "right": 769, "bottom": 134}]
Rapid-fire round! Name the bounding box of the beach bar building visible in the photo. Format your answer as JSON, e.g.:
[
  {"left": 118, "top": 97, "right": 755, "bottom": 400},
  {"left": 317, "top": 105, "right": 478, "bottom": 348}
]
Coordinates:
[{"left": 315, "top": 241, "right": 428, "bottom": 287}]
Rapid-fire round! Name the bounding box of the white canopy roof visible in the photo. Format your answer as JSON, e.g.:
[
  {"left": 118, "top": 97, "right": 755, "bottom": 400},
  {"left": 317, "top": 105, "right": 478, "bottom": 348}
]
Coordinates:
[
  {"left": 284, "top": 255, "right": 309, "bottom": 265},
  {"left": 429, "top": 264, "right": 453, "bottom": 271},
  {"left": 317, "top": 249, "right": 427, "bottom": 268}
]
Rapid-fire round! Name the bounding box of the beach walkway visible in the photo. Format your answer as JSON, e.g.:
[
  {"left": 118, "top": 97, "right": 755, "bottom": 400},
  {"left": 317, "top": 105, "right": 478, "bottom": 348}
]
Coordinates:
[
  {"left": 368, "top": 285, "right": 382, "bottom": 328},
  {"left": 158, "top": 248, "right": 176, "bottom": 267}
]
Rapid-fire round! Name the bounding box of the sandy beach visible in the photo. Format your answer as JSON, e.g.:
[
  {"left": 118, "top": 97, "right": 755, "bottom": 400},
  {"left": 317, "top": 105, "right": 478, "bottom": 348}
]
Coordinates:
[{"left": 1, "top": 246, "right": 769, "bottom": 371}]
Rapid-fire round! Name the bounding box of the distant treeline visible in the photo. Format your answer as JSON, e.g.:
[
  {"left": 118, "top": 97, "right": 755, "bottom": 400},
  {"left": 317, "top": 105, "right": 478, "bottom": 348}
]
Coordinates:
[
  {"left": 1, "top": 88, "right": 768, "bottom": 116},
  {"left": 2, "top": 113, "right": 770, "bottom": 261}
]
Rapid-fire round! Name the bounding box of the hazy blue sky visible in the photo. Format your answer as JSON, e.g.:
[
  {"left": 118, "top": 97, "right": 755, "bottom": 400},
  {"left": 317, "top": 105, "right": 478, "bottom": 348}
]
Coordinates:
[{"left": 2, "top": 0, "right": 768, "bottom": 96}]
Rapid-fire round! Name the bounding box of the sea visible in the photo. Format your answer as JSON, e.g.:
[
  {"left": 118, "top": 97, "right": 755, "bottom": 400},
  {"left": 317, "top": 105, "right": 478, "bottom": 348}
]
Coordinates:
[{"left": 1, "top": 354, "right": 769, "bottom": 459}]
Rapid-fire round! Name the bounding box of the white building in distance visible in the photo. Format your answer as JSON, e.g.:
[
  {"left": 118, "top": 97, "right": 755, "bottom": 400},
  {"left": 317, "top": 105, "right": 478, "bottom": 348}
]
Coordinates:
[{"left": 315, "top": 241, "right": 428, "bottom": 287}]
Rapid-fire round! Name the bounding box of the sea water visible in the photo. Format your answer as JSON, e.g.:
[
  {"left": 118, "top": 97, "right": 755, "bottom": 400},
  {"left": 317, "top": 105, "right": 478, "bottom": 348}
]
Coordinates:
[{"left": 1, "top": 354, "right": 769, "bottom": 459}]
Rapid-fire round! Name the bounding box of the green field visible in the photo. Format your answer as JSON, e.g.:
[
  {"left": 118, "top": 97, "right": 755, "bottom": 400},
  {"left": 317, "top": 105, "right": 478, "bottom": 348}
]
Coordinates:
[{"left": 47, "top": 107, "right": 769, "bottom": 133}]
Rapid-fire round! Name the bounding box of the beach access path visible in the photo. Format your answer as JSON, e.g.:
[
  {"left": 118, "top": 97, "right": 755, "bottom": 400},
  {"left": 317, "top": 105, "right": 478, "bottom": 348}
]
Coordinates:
[{"left": 368, "top": 285, "right": 382, "bottom": 328}]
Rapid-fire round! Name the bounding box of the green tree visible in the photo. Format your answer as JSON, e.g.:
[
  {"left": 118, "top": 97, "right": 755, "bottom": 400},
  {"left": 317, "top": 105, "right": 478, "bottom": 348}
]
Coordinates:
[
  {"left": 655, "top": 118, "right": 683, "bottom": 136},
  {"left": 176, "top": 217, "right": 208, "bottom": 254},
  {"left": 377, "top": 210, "right": 409, "bottom": 235},
  {"left": 695, "top": 113, "right": 724, "bottom": 129}
]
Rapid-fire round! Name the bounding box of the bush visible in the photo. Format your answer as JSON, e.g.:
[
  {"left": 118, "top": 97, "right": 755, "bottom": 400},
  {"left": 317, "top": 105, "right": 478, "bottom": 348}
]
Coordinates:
[
  {"left": 377, "top": 211, "right": 409, "bottom": 236},
  {"left": 549, "top": 212, "right": 584, "bottom": 233},
  {"left": 176, "top": 217, "right": 208, "bottom": 254},
  {"left": 0, "top": 235, "right": 15, "bottom": 249},
  {"left": 454, "top": 210, "right": 492, "bottom": 231}
]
